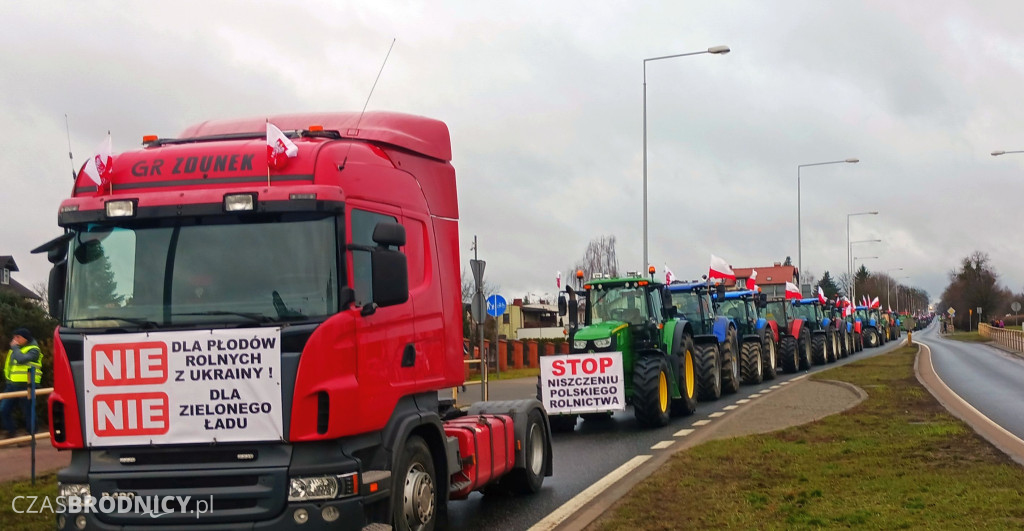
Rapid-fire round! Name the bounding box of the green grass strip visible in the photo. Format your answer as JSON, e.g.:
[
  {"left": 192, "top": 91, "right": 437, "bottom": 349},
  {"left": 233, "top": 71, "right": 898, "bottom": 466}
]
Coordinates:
[{"left": 597, "top": 346, "right": 1024, "bottom": 530}]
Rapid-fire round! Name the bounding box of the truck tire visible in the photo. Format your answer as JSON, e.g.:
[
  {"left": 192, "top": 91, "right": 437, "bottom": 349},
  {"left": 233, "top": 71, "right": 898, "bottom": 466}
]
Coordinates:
[
  {"left": 499, "top": 408, "right": 549, "bottom": 494},
  {"left": 798, "top": 332, "right": 813, "bottom": 371},
  {"left": 740, "top": 341, "right": 763, "bottom": 385},
  {"left": 720, "top": 328, "right": 741, "bottom": 394},
  {"left": 633, "top": 356, "right": 671, "bottom": 428},
  {"left": 670, "top": 335, "right": 698, "bottom": 417},
  {"left": 811, "top": 334, "right": 826, "bottom": 365},
  {"left": 865, "top": 328, "right": 879, "bottom": 348},
  {"left": 695, "top": 343, "right": 722, "bottom": 401},
  {"left": 761, "top": 336, "right": 778, "bottom": 380},
  {"left": 393, "top": 435, "right": 438, "bottom": 531},
  {"left": 780, "top": 336, "right": 799, "bottom": 374}
]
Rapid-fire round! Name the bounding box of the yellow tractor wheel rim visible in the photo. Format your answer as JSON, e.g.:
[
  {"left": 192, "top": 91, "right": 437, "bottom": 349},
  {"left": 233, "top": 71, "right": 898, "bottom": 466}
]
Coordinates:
[
  {"left": 659, "top": 371, "right": 668, "bottom": 412},
  {"left": 684, "top": 349, "right": 695, "bottom": 399}
]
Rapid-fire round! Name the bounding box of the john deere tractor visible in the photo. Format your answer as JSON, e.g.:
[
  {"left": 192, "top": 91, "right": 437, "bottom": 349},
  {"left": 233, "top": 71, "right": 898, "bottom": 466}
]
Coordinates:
[
  {"left": 666, "top": 281, "right": 740, "bottom": 400},
  {"left": 546, "top": 273, "right": 699, "bottom": 432},
  {"left": 712, "top": 289, "right": 780, "bottom": 384}
]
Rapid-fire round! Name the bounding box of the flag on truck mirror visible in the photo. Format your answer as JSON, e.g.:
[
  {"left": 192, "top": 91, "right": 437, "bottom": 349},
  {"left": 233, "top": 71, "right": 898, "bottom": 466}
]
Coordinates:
[
  {"left": 267, "top": 122, "right": 298, "bottom": 170},
  {"left": 82, "top": 133, "right": 113, "bottom": 187}
]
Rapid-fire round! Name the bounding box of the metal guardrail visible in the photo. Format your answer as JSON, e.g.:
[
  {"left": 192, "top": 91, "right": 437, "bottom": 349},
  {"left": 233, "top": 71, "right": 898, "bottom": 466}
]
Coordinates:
[{"left": 979, "top": 323, "right": 1024, "bottom": 352}]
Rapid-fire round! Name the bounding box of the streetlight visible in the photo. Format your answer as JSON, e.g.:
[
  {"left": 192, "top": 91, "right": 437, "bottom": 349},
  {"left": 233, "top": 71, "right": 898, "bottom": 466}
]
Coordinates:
[
  {"left": 885, "top": 267, "right": 903, "bottom": 309},
  {"left": 849, "top": 238, "right": 881, "bottom": 302},
  {"left": 798, "top": 158, "right": 859, "bottom": 283},
  {"left": 853, "top": 256, "right": 877, "bottom": 304},
  {"left": 992, "top": 150, "right": 1024, "bottom": 156},
  {"left": 846, "top": 211, "right": 878, "bottom": 297},
  {"left": 643, "top": 45, "right": 730, "bottom": 270}
]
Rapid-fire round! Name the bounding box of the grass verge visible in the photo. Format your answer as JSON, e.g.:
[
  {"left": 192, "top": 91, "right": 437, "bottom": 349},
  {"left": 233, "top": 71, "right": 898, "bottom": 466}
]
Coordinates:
[
  {"left": 595, "top": 346, "right": 1024, "bottom": 530},
  {"left": 946, "top": 331, "right": 987, "bottom": 343},
  {"left": 0, "top": 473, "right": 56, "bottom": 531}
]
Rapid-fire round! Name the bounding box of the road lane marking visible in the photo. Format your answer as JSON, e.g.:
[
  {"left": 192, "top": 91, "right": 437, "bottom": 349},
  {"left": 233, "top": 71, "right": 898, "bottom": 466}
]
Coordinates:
[
  {"left": 724, "top": 405, "right": 738, "bottom": 410},
  {"left": 692, "top": 419, "right": 712, "bottom": 426},
  {"left": 736, "top": 399, "right": 750, "bottom": 404},
  {"left": 528, "top": 454, "right": 651, "bottom": 531},
  {"left": 793, "top": 374, "right": 807, "bottom": 381},
  {"left": 651, "top": 441, "right": 674, "bottom": 450},
  {"left": 709, "top": 412, "right": 726, "bottom": 418},
  {"left": 770, "top": 385, "right": 781, "bottom": 389},
  {"left": 674, "top": 428, "right": 695, "bottom": 437},
  {"left": 748, "top": 393, "right": 762, "bottom": 398},
  {"left": 780, "top": 381, "right": 791, "bottom": 385}
]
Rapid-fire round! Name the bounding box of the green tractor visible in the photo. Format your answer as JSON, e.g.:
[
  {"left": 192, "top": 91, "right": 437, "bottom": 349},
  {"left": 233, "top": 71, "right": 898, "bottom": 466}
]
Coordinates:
[{"left": 543, "top": 274, "right": 698, "bottom": 432}]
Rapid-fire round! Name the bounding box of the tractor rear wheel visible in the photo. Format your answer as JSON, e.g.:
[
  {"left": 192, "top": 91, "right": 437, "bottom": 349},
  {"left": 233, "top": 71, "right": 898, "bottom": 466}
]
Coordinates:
[
  {"left": 826, "top": 332, "right": 838, "bottom": 363},
  {"left": 865, "top": 328, "right": 879, "bottom": 348},
  {"left": 633, "top": 356, "right": 671, "bottom": 428},
  {"left": 720, "top": 328, "right": 741, "bottom": 394},
  {"left": 811, "top": 334, "right": 827, "bottom": 365},
  {"left": 695, "top": 343, "right": 722, "bottom": 401},
  {"left": 761, "top": 336, "right": 778, "bottom": 380},
  {"left": 740, "top": 341, "right": 763, "bottom": 385},
  {"left": 780, "top": 336, "right": 799, "bottom": 373},
  {"left": 670, "top": 335, "right": 698, "bottom": 417},
  {"left": 798, "top": 332, "right": 813, "bottom": 370}
]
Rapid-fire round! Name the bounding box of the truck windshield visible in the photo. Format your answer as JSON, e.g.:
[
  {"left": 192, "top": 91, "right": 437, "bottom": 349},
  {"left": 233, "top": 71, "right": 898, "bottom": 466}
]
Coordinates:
[
  {"left": 589, "top": 285, "right": 649, "bottom": 325},
  {"left": 65, "top": 215, "right": 339, "bottom": 328}
]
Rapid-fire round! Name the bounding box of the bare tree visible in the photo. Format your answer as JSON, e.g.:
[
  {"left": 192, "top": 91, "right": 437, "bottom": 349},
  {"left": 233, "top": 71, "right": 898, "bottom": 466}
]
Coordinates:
[
  {"left": 568, "top": 235, "right": 620, "bottom": 282},
  {"left": 32, "top": 281, "right": 49, "bottom": 312}
]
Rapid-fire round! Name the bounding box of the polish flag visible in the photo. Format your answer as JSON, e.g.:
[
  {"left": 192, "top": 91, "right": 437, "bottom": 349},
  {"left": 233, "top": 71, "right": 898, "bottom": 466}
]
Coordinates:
[
  {"left": 665, "top": 264, "right": 675, "bottom": 284},
  {"left": 817, "top": 286, "right": 827, "bottom": 304},
  {"left": 556, "top": 271, "right": 561, "bottom": 289},
  {"left": 82, "top": 133, "right": 113, "bottom": 187},
  {"left": 870, "top": 297, "right": 880, "bottom": 309},
  {"left": 746, "top": 270, "right": 758, "bottom": 290},
  {"left": 708, "top": 254, "right": 736, "bottom": 281},
  {"left": 785, "top": 281, "right": 801, "bottom": 300},
  {"left": 267, "top": 122, "right": 298, "bottom": 170}
]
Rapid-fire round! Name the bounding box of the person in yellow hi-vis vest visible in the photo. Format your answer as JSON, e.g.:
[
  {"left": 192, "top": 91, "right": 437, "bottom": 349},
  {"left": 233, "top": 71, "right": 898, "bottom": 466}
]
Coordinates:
[{"left": 1, "top": 328, "right": 42, "bottom": 438}]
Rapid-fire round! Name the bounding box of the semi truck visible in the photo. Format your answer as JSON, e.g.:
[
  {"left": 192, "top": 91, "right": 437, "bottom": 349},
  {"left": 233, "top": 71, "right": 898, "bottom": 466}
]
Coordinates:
[{"left": 35, "top": 112, "right": 552, "bottom": 530}]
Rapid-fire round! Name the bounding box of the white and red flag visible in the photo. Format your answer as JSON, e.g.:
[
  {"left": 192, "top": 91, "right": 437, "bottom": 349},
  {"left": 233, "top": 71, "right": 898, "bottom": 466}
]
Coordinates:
[
  {"left": 267, "top": 122, "right": 298, "bottom": 170},
  {"left": 82, "top": 133, "right": 113, "bottom": 187},
  {"left": 746, "top": 270, "right": 758, "bottom": 290},
  {"left": 708, "top": 254, "right": 736, "bottom": 281},
  {"left": 870, "top": 297, "right": 880, "bottom": 309},
  {"left": 818, "top": 286, "right": 827, "bottom": 304},
  {"left": 843, "top": 297, "right": 854, "bottom": 317},
  {"left": 556, "top": 271, "right": 561, "bottom": 289},
  {"left": 785, "top": 281, "right": 802, "bottom": 300},
  {"left": 665, "top": 264, "right": 675, "bottom": 284}
]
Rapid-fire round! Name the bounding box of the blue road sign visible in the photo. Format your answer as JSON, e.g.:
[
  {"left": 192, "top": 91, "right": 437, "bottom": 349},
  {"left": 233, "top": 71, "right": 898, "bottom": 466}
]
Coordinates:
[{"left": 487, "top": 294, "right": 507, "bottom": 317}]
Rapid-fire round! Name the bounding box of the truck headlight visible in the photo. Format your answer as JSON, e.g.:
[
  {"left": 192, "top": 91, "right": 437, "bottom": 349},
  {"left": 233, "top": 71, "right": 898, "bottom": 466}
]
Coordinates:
[
  {"left": 573, "top": 340, "right": 588, "bottom": 350},
  {"left": 289, "top": 476, "right": 338, "bottom": 501},
  {"left": 105, "top": 200, "right": 135, "bottom": 218},
  {"left": 593, "top": 338, "right": 612, "bottom": 348},
  {"left": 58, "top": 483, "right": 90, "bottom": 498}
]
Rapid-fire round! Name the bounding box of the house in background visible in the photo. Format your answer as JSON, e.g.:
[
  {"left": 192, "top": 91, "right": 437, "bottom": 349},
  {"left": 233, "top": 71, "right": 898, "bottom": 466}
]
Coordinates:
[
  {"left": 498, "top": 298, "right": 564, "bottom": 340},
  {"left": 728, "top": 263, "right": 800, "bottom": 298},
  {"left": 0, "top": 256, "right": 42, "bottom": 302}
]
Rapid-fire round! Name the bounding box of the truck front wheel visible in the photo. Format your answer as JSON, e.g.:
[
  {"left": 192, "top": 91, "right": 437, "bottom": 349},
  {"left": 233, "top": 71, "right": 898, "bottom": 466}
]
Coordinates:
[
  {"left": 633, "top": 356, "right": 671, "bottom": 428},
  {"left": 394, "top": 435, "right": 438, "bottom": 531}
]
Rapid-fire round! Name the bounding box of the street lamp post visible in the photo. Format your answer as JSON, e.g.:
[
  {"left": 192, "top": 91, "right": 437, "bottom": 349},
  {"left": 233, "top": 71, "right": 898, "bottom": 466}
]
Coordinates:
[
  {"left": 798, "top": 158, "right": 859, "bottom": 284},
  {"left": 643, "top": 45, "right": 730, "bottom": 270},
  {"left": 885, "top": 268, "right": 904, "bottom": 310},
  {"left": 992, "top": 150, "right": 1024, "bottom": 156},
  {"left": 849, "top": 238, "right": 881, "bottom": 303},
  {"left": 853, "top": 256, "right": 878, "bottom": 304},
  {"left": 847, "top": 209, "right": 879, "bottom": 295}
]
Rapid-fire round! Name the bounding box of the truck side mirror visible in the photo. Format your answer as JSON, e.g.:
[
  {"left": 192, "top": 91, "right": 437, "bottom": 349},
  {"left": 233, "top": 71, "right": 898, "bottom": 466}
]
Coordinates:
[
  {"left": 661, "top": 287, "right": 675, "bottom": 314},
  {"left": 558, "top": 295, "right": 567, "bottom": 316},
  {"left": 370, "top": 221, "right": 409, "bottom": 308},
  {"left": 47, "top": 261, "right": 66, "bottom": 320},
  {"left": 567, "top": 299, "right": 578, "bottom": 327},
  {"left": 757, "top": 293, "right": 768, "bottom": 308}
]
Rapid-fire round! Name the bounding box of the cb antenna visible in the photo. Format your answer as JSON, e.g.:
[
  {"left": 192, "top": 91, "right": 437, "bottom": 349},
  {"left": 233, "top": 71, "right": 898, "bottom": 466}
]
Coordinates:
[
  {"left": 65, "top": 114, "right": 75, "bottom": 180},
  {"left": 341, "top": 38, "right": 395, "bottom": 171}
]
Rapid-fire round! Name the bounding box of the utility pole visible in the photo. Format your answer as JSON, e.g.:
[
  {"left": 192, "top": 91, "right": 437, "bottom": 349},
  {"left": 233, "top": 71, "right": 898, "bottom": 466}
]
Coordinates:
[{"left": 470, "top": 236, "right": 488, "bottom": 401}]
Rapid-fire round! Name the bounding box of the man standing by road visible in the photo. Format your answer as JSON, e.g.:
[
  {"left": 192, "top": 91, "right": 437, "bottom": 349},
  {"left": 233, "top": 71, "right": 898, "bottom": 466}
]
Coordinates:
[{"left": 1, "top": 328, "right": 43, "bottom": 438}]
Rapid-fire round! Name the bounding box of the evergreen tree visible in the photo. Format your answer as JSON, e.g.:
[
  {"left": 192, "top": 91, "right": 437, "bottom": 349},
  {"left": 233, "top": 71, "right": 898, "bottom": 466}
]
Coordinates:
[{"left": 817, "top": 271, "right": 841, "bottom": 299}]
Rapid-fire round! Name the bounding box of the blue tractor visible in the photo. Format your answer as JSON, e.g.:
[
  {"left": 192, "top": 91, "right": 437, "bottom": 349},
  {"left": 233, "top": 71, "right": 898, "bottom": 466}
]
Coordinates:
[
  {"left": 712, "top": 289, "right": 780, "bottom": 384},
  {"left": 666, "top": 281, "right": 740, "bottom": 400},
  {"left": 791, "top": 298, "right": 839, "bottom": 365}
]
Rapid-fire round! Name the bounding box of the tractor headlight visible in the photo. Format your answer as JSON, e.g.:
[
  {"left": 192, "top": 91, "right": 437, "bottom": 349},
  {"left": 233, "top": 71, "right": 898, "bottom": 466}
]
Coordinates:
[
  {"left": 573, "top": 340, "right": 588, "bottom": 350},
  {"left": 593, "top": 338, "right": 612, "bottom": 348}
]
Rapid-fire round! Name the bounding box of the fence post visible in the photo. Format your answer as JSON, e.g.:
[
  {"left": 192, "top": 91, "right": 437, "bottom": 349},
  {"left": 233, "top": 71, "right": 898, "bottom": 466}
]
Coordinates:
[{"left": 29, "top": 366, "right": 36, "bottom": 485}]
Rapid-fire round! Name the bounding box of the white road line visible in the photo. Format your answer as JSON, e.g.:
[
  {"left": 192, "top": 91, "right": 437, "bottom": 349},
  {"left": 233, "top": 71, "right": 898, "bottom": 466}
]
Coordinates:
[
  {"left": 528, "top": 454, "right": 652, "bottom": 531},
  {"left": 709, "top": 412, "right": 726, "bottom": 418},
  {"left": 736, "top": 398, "right": 750, "bottom": 404},
  {"left": 674, "top": 428, "right": 695, "bottom": 437},
  {"left": 770, "top": 385, "right": 781, "bottom": 389},
  {"left": 692, "top": 419, "right": 712, "bottom": 426},
  {"left": 723, "top": 405, "right": 738, "bottom": 410},
  {"left": 780, "top": 381, "right": 791, "bottom": 385},
  {"left": 651, "top": 441, "right": 674, "bottom": 450},
  {"left": 793, "top": 374, "right": 807, "bottom": 381},
  {"left": 748, "top": 393, "right": 762, "bottom": 398}
]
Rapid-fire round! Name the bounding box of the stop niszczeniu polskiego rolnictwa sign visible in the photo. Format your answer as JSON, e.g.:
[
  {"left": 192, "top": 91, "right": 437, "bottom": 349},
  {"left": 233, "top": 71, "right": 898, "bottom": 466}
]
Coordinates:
[
  {"left": 539, "top": 352, "right": 625, "bottom": 414},
  {"left": 83, "top": 328, "right": 283, "bottom": 447}
]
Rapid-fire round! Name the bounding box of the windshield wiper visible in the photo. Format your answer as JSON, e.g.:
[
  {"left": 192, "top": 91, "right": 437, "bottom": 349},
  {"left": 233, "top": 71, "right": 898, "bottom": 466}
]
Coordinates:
[
  {"left": 172, "top": 311, "right": 275, "bottom": 323},
  {"left": 74, "top": 316, "right": 160, "bottom": 329}
]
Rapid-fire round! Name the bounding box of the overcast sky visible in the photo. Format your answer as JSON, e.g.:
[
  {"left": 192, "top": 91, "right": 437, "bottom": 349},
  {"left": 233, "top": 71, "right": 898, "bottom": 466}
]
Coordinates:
[{"left": 4, "top": 1, "right": 1024, "bottom": 307}]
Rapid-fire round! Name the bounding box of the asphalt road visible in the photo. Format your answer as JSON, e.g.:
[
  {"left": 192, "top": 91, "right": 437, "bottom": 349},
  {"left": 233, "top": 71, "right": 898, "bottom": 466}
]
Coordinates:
[
  {"left": 918, "top": 324, "right": 1024, "bottom": 440},
  {"left": 446, "top": 332, "right": 908, "bottom": 531}
]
